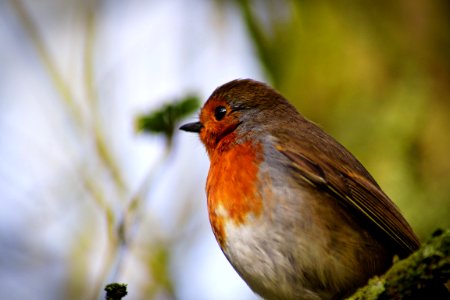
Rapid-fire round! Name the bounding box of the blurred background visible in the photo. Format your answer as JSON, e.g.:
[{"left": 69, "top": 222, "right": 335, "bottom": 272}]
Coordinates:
[{"left": 0, "top": 0, "right": 449, "bottom": 299}]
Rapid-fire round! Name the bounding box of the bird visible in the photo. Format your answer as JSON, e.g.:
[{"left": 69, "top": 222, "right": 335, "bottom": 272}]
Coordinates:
[{"left": 180, "top": 79, "right": 421, "bottom": 299}]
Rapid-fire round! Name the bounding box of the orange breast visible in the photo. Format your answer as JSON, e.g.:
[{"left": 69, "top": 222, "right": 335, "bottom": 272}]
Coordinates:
[{"left": 206, "top": 140, "right": 263, "bottom": 248}]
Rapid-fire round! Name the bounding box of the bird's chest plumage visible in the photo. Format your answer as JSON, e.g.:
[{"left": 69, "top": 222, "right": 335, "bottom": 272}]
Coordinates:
[
  {"left": 205, "top": 141, "right": 314, "bottom": 299},
  {"left": 206, "top": 140, "right": 264, "bottom": 248},
  {"left": 205, "top": 141, "right": 364, "bottom": 300}
]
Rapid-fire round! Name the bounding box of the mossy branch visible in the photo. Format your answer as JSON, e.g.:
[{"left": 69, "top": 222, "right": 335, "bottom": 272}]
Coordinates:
[
  {"left": 348, "top": 229, "right": 450, "bottom": 299},
  {"left": 104, "top": 283, "right": 127, "bottom": 300}
]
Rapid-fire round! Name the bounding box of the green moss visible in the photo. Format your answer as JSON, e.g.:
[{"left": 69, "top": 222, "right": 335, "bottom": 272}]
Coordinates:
[
  {"left": 348, "top": 277, "right": 385, "bottom": 299},
  {"left": 104, "top": 283, "right": 128, "bottom": 300},
  {"left": 347, "top": 229, "right": 450, "bottom": 299}
]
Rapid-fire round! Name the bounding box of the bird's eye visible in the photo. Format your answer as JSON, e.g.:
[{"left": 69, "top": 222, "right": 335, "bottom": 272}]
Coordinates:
[{"left": 214, "top": 106, "right": 227, "bottom": 121}]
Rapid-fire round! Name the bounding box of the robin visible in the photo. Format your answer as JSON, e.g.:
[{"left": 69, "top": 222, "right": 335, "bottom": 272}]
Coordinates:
[{"left": 180, "top": 79, "right": 421, "bottom": 299}]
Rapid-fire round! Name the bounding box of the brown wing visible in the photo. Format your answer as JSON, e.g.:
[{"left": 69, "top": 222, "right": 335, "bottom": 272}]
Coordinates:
[{"left": 277, "top": 145, "right": 420, "bottom": 256}]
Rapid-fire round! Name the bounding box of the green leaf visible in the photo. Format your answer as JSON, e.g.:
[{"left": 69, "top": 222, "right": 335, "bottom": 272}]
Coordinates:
[{"left": 135, "top": 95, "right": 200, "bottom": 141}]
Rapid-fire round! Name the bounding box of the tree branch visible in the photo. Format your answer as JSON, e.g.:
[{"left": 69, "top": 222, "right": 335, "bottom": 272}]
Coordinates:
[{"left": 348, "top": 229, "right": 450, "bottom": 299}]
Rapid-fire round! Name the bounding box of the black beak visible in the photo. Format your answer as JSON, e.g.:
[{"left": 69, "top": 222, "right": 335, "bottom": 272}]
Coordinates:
[{"left": 179, "top": 121, "right": 203, "bottom": 133}]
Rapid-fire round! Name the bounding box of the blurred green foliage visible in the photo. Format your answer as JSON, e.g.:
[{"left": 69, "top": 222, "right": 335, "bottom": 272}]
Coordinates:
[
  {"left": 136, "top": 96, "right": 200, "bottom": 145},
  {"left": 236, "top": 0, "right": 450, "bottom": 238},
  {"left": 146, "top": 243, "right": 175, "bottom": 298}
]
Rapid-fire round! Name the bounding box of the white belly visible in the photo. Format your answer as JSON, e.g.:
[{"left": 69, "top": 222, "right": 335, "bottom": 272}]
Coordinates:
[{"left": 218, "top": 209, "right": 329, "bottom": 300}]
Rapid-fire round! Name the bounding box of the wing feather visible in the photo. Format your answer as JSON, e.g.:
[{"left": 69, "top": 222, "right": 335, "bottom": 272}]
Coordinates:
[{"left": 277, "top": 146, "right": 420, "bottom": 256}]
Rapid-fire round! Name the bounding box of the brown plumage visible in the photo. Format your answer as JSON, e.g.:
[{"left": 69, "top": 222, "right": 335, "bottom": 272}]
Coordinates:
[{"left": 181, "top": 79, "right": 421, "bottom": 299}]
